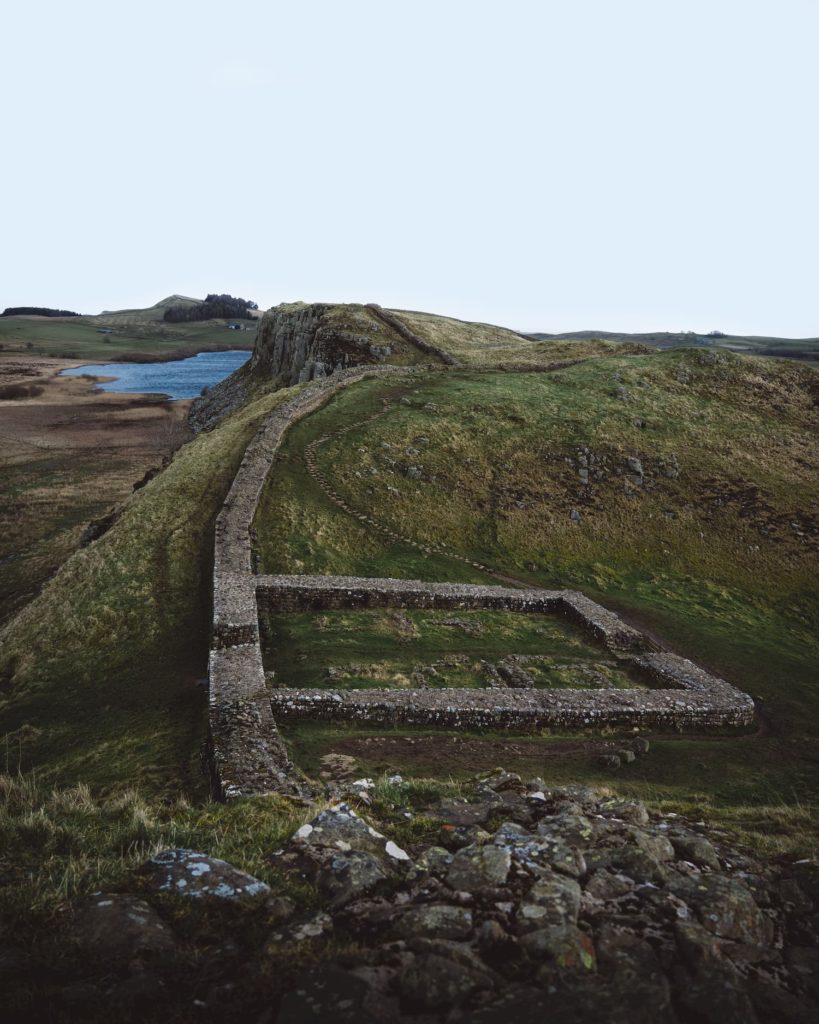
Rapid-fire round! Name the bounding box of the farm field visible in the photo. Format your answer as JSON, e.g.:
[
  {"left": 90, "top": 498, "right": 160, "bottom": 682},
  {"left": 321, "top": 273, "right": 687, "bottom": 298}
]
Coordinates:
[{"left": 0, "top": 295, "right": 256, "bottom": 362}]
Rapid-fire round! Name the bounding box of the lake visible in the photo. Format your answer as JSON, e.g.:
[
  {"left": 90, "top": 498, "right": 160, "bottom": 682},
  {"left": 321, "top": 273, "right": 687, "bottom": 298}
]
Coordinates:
[{"left": 61, "top": 349, "right": 251, "bottom": 400}]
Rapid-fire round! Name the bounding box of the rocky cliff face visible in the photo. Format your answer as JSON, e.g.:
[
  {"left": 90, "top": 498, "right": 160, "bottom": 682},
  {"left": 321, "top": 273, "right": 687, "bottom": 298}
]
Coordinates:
[
  {"left": 250, "top": 302, "right": 404, "bottom": 385},
  {"left": 190, "top": 302, "right": 444, "bottom": 432}
]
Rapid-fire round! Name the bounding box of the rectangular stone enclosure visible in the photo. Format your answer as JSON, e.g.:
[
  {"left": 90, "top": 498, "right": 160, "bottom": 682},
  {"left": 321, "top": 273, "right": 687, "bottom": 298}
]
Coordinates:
[
  {"left": 205, "top": 368, "right": 756, "bottom": 800},
  {"left": 255, "top": 575, "right": 755, "bottom": 731}
]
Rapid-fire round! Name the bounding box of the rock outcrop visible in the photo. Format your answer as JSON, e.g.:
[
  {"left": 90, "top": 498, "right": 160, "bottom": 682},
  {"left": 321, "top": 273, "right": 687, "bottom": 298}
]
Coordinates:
[
  {"left": 190, "top": 302, "right": 429, "bottom": 432},
  {"left": 250, "top": 302, "right": 415, "bottom": 386},
  {"left": 47, "top": 777, "right": 819, "bottom": 1023}
]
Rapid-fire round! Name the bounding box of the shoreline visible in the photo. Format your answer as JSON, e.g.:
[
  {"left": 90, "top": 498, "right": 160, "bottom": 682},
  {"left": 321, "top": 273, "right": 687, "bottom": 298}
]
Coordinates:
[
  {"left": 58, "top": 348, "right": 251, "bottom": 402},
  {"left": 0, "top": 354, "right": 193, "bottom": 623},
  {"left": 102, "top": 343, "right": 252, "bottom": 365},
  {"left": 0, "top": 341, "right": 252, "bottom": 366}
]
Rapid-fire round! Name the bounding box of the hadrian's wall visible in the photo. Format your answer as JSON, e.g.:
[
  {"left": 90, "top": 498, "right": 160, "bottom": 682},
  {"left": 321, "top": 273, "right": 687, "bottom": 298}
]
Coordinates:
[
  {"left": 208, "top": 365, "right": 409, "bottom": 799},
  {"left": 254, "top": 575, "right": 645, "bottom": 651},
  {"left": 207, "top": 366, "right": 756, "bottom": 801},
  {"left": 259, "top": 577, "right": 754, "bottom": 731}
]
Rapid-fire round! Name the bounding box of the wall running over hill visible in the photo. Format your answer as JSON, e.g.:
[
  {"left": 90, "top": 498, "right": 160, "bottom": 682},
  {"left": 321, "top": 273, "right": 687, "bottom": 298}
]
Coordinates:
[
  {"left": 206, "top": 364, "right": 755, "bottom": 800},
  {"left": 208, "top": 365, "right": 408, "bottom": 799},
  {"left": 248, "top": 302, "right": 428, "bottom": 387}
]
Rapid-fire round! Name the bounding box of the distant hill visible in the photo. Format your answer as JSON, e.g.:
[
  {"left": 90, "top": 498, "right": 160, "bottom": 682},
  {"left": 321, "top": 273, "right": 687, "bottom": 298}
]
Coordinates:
[
  {"left": 1, "top": 306, "right": 80, "bottom": 318},
  {"left": 97, "top": 295, "right": 204, "bottom": 324},
  {"left": 526, "top": 329, "right": 819, "bottom": 361},
  {"left": 0, "top": 294, "right": 255, "bottom": 361}
]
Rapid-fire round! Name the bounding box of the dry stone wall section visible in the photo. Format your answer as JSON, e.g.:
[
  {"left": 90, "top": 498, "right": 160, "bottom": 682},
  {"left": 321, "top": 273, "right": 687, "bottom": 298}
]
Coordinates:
[
  {"left": 209, "top": 365, "right": 407, "bottom": 800},
  {"left": 208, "top": 367, "right": 756, "bottom": 800},
  {"left": 254, "top": 575, "right": 646, "bottom": 651},
  {"left": 365, "top": 304, "right": 460, "bottom": 366}
]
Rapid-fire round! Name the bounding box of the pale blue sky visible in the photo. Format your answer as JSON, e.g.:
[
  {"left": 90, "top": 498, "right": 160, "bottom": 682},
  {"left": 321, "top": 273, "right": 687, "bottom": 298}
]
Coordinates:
[{"left": 2, "top": 0, "right": 816, "bottom": 335}]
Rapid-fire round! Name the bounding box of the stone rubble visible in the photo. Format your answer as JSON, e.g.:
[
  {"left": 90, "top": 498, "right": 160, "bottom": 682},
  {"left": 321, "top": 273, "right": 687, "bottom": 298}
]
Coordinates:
[
  {"left": 262, "top": 779, "right": 819, "bottom": 1023},
  {"left": 48, "top": 775, "right": 819, "bottom": 1022}
]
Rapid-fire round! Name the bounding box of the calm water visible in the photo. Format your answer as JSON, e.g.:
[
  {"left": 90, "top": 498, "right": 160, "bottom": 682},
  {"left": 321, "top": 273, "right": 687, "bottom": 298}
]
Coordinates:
[{"left": 61, "top": 349, "right": 251, "bottom": 400}]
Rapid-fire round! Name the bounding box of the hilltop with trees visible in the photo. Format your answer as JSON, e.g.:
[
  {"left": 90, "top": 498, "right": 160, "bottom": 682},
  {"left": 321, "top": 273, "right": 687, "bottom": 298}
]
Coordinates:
[{"left": 163, "top": 293, "right": 259, "bottom": 323}]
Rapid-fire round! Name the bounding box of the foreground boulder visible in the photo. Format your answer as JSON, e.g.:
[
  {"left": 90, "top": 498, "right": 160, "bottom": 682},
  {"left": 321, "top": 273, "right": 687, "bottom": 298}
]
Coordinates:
[
  {"left": 33, "top": 778, "right": 819, "bottom": 1023},
  {"left": 144, "top": 849, "right": 270, "bottom": 900},
  {"left": 262, "top": 779, "right": 818, "bottom": 1022},
  {"left": 67, "top": 894, "right": 175, "bottom": 962},
  {"left": 272, "top": 803, "right": 412, "bottom": 908}
]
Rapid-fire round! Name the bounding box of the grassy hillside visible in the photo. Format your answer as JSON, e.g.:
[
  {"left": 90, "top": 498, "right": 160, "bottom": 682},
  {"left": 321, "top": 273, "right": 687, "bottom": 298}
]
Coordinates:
[
  {"left": 254, "top": 349, "right": 818, "bottom": 836},
  {"left": 529, "top": 328, "right": 819, "bottom": 362},
  {"left": 96, "top": 294, "right": 202, "bottom": 320},
  {"left": 0, "top": 378, "right": 294, "bottom": 795},
  {"left": 387, "top": 308, "right": 647, "bottom": 365},
  {"left": 1, "top": 327, "right": 816, "bottom": 854},
  {"left": 0, "top": 294, "right": 255, "bottom": 362},
  {"left": 256, "top": 350, "right": 817, "bottom": 597}
]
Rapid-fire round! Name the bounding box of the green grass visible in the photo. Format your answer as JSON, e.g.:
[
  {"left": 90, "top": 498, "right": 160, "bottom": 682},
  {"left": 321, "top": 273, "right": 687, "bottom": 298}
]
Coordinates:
[
  {"left": 256, "top": 350, "right": 817, "bottom": 605},
  {"left": 388, "top": 307, "right": 644, "bottom": 365},
  {"left": 0, "top": 315, "right": 255, "bottom": 361},
  {"left": 1, "top": 334, "right": 816, "bottom": 868},
  {"left": 260, "top": 608, "right": 638, "bottom": 689},
  {"left": 314, "top": 356, "right": 815, "bottom": 592},
  {"left": 251, "top": 349, "right": 818, "bottom": 846},
  {"left": 254, "top": 374, "right": 491, "bottom": 582}
]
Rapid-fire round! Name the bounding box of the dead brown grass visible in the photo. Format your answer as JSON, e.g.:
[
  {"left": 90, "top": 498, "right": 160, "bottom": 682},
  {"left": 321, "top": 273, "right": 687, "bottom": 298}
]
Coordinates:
[{"left": 0, "top": 356, "right": 191, "bottom": 623}]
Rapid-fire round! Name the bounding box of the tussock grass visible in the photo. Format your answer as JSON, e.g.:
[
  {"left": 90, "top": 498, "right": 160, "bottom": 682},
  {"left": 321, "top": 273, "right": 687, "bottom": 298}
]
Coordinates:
[
  {"left": 0, "top": 771, "right": 317, "bottom": 927},
  {"left": 0, "top": 767, "right": 465, "bottom": 944},
  {"left": 645, "top": 790, "right": 818, "bottom": 861}
]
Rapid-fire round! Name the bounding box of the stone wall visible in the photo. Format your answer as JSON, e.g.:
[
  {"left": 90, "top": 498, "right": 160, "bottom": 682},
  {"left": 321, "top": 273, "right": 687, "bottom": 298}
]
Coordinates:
[
  {"left": 269, "top": 665, "right": 753, "bottom": 731},
  {"left": 365, "top": 304, "right": 460, "bottom": 366},
  {"left": 259, "top": 578, "right": 754, "bottom": 731},
  {"left": 208, "top": 365, "right": 408, "bottom": 800},
  {"left": 207, "top": 365, "right": 756, "bottom": 800},
  {"left": 255, "top": 575, "right": 645, "bottom": 652}
]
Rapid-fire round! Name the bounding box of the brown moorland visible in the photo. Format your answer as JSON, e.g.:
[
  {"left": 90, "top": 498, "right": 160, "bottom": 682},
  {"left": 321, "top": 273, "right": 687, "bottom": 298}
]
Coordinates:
[{"left": 0, "top": 356, "right": 191, "bottom": 624}]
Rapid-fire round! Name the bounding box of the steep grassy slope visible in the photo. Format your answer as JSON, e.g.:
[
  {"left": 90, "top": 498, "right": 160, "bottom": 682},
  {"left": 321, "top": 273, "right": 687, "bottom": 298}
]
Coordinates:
[
  {"left": 256, "top": 350, "right": 817, "bottom": 597},
  {"left": 0, "top": 373, "right": 189, "bottom": 625},
  {"left": 254, "top": 349, "right": 818, "bottom": 832},
  {"left": 0, "top": 380, "right": 299, "bottom": 795}
]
